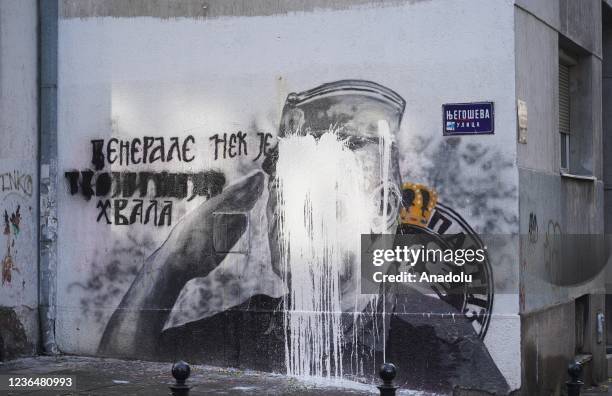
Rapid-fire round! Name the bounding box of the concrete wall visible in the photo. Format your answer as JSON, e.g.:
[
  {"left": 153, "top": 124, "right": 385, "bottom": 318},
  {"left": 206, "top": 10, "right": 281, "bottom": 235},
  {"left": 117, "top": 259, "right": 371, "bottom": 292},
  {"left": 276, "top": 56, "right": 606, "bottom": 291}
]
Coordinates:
[
  {"left": 515, "top": 0, "right": 607, "bottom": 393},
  {"left": 602, "top": 0, "right": 612, "bottom": 376},
  {"left": 516, "top": 0, "right": 602, "bottom": 58},
  {"left": 55, "top": 0, "right": 520, "bottom": 393},
  {"left": 0, "top": 0, "right": 39, "bottom": 360},
  {"left": 604, "top": 0, "right": 612, "bottom": 236}
]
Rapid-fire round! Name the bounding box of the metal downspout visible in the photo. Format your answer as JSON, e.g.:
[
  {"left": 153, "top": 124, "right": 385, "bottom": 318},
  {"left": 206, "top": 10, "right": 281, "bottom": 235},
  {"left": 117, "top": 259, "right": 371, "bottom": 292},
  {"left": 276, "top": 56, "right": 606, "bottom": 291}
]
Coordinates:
[{"left": 38, "top": 0, "right": 59, "bottom": 355}]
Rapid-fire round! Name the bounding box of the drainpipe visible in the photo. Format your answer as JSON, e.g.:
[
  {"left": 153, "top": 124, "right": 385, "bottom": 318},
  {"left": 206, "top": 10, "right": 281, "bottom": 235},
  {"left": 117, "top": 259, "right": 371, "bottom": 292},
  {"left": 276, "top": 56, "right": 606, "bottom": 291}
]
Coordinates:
[{"left": 38, "top": 0, "right": 59, "bottom": 355}]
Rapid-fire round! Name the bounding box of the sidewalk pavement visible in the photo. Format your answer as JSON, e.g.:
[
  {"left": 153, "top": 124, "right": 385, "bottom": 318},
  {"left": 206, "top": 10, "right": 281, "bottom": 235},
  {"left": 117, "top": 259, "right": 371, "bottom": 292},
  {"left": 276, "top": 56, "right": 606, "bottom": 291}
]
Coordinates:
[
  {"left": 583, "top": 380, "right": 612, "bottom": 396},
  {"left": 0, "top": 356, "right": 426, "bottom": 395},
  {"left": 7, "top": 355, "right": 612, "bottom": 395}
]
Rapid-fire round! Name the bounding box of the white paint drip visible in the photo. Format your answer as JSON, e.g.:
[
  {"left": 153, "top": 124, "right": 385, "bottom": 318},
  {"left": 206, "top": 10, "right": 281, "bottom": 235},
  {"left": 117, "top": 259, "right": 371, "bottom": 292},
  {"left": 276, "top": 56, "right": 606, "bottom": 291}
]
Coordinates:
[
  {"left": 377, "top": 119, "right": 392, "bottom": 365},
  {"left": 275, "top": 123, "right": 395, "bottom": 381}
]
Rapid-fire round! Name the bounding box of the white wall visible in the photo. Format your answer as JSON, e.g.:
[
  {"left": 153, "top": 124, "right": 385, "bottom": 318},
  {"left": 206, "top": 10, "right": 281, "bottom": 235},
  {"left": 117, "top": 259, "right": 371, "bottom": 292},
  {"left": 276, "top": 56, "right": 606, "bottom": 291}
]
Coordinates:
[
  {"left": 57, "top": 0, "right": 520, "bottom": 390},
  {"left": 0, "top": 0, "right": 39, "bottom": 358}
]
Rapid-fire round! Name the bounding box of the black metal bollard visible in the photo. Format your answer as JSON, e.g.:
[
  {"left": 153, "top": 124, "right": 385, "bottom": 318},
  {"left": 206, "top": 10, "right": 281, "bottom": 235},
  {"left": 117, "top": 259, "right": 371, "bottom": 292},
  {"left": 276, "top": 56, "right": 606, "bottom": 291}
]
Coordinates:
[
  {"left": 378, "top": 362, "right": 399, "bottom": 396},
  {"left": 566, "top": 361, "right": 583, "bottom": 396},
  {"left": 169, "top": 360, "right": 191, "bottom": 396}
]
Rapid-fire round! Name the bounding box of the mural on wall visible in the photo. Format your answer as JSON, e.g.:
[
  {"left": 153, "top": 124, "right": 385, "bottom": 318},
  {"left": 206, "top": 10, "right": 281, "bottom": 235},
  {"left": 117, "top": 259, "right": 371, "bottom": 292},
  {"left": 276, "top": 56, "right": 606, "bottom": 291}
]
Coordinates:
[{"left": 66, "top": 80, "right": 509, "bottom": 394}]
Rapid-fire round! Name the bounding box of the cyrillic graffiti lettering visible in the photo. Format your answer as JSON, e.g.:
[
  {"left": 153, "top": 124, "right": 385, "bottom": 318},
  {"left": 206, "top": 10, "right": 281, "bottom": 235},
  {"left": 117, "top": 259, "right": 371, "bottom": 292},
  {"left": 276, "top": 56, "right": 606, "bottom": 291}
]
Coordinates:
[
  {"left": 91, "top": 135, "right": 196, "bottom": 170},
  {"left": 68, "top": 170, "right": 224, "bottom": 227},
  {"left": 96, "top": 199, "right": 172, "bottom": 226},
  {"left": 65, "top": 171, "right": 225, "bottom": 201}
]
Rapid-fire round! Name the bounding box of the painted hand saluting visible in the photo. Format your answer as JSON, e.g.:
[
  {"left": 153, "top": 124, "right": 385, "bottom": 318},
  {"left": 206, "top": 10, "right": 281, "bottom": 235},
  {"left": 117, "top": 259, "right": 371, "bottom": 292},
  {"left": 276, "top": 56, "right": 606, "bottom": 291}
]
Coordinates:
[{"left": 98, "top": 171, "right": 265, "bottom": 357}]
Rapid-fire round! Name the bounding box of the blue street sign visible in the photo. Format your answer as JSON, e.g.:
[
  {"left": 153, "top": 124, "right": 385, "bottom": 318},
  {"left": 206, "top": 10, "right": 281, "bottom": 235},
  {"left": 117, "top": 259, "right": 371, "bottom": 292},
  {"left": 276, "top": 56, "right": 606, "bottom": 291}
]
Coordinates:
[{"left": 443, "top": 102, "right": 494, "bottom": 135}]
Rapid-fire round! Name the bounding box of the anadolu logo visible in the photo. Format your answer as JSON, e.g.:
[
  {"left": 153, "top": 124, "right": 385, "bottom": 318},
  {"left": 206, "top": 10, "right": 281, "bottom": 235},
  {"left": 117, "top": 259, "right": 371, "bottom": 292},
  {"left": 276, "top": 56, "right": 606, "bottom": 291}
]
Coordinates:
[{"left": 398, "top": 182, "right": 493, "bottom": 339}]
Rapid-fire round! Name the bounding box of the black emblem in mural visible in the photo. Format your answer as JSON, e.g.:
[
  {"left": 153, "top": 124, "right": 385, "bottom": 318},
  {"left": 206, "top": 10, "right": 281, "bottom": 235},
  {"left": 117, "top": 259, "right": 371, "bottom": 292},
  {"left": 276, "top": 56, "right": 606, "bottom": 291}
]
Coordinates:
[{"left": 398, "top": 183, "right": 494, "bottom": 338}]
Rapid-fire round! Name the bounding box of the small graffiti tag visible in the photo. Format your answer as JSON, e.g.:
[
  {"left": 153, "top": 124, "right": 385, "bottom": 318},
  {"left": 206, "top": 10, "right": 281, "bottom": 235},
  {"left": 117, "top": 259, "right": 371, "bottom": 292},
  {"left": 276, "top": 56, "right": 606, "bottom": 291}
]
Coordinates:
[
  {"left": 528, "top": 212, "right": 538, "bottom": 243},
  {"left": 2, "top": 205, "right": 21, "bottom": 285},
  {"left": 543, "top": 220, "right": 562, "bottom": 270},
  {"left": 0, "top": 171, "right": 33, "bottom": 197}
]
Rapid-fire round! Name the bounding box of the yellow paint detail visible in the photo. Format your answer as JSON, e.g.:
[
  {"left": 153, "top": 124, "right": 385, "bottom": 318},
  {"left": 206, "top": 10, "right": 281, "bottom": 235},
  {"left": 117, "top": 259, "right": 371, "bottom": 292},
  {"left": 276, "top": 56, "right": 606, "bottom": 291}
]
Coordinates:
[{"left": 399, "top": 183, "right": 438, "bottom": 227}]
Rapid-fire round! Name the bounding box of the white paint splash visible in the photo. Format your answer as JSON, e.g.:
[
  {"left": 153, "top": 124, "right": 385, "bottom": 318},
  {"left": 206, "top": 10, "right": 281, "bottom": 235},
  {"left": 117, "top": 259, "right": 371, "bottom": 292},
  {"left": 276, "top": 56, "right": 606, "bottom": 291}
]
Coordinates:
[
  {"left": 377, "top": 119, "right": 392, "bottom": 365},
  {"left": 275, "top": 122, "right": 395, "bottom": 381}
]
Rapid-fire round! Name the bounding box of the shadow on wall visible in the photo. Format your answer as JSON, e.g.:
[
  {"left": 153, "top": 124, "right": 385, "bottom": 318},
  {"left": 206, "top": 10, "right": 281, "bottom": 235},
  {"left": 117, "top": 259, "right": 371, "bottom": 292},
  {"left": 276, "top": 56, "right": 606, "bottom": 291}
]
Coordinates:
[
  {"left": 67, "top": 234, "right": 156, "bottom": 325},
  {"left": 0, "top": 307, "right": 30, "bottom": 361},
  {"left": 402, "top": 136, "right": 518, "bottom": 233}
]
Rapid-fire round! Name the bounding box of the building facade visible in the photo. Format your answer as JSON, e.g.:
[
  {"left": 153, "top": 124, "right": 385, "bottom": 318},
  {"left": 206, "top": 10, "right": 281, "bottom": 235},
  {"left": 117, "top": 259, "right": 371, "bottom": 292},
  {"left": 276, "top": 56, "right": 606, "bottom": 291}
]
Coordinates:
[{"left": 0, "top": 0, "right": 610, "bottom": 394}]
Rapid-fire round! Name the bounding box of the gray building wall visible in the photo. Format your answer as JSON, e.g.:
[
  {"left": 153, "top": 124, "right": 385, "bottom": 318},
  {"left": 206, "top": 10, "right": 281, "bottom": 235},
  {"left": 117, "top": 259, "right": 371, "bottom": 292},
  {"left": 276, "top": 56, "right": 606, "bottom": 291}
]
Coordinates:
[
  {"left": 0, "top": 0, "right": 39, "bottom": 360},
  {"left": 604, "top": 4, "right": 612, "bottom": 236},
  {"left": 515, "top": 0, "right": 607, "bottom": 394},
  {"left": 602, "top": 0, "right": 612, "bottom": 360}
]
